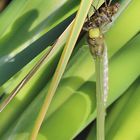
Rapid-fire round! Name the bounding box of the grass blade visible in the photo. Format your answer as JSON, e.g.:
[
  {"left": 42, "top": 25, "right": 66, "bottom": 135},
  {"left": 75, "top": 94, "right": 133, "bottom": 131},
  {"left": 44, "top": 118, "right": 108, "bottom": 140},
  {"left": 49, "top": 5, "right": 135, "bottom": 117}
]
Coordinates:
[
  {"left": 0, "top": 0, "right": 80, "bottom": 84},
  {"left": 0, "top": 17, "right": 73, "bottom": 137},
  {"left": 0, "top": 46, "right": 54, "bottom": 112},
  {"left": 30, "top": 0, "right": 94, "bottom": 139}
]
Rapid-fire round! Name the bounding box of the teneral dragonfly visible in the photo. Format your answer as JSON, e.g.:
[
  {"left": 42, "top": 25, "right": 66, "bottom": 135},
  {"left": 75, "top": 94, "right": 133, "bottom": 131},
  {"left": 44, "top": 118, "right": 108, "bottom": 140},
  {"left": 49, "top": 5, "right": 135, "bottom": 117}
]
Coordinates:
[{"left": 83, "top": 0, "right": 120, "bottom": 139}]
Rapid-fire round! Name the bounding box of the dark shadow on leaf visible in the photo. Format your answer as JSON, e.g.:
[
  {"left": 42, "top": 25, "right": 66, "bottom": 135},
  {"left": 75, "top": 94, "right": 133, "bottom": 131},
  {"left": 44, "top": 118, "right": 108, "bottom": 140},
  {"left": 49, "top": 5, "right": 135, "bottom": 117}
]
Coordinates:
[
  {"left": 78, "top": 81, "right": 96, "bottom": 112},
  {"left": 0, "top": 0, "right": 78, "bottom": 85},
  {"left": 0, "top": 9, "right": 39, "bottom": 55}
]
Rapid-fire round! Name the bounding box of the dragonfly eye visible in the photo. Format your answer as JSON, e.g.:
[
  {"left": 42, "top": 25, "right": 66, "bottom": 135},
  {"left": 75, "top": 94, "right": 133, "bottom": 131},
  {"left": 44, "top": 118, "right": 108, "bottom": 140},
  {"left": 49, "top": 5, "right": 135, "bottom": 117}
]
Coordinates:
[{"left": 89, "top": 28, "right": 100, "bottom": 39}]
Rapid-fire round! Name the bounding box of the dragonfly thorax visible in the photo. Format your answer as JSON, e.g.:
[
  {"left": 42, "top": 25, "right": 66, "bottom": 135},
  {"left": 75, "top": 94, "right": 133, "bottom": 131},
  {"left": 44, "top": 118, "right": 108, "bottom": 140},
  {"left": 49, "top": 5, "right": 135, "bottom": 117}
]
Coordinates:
[
  {"left": 84, "top": 2, "right": 120, "bottom": 30},
  {"left": 88, "top": 28, "right": 104, "bottom": 58}
]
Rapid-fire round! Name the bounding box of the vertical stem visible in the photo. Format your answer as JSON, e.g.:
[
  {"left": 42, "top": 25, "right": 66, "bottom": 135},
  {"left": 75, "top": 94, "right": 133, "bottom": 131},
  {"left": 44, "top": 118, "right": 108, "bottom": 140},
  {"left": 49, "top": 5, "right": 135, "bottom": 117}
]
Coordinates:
[{"left": 95, "top": 56, "right": 105, "bottom": 140}]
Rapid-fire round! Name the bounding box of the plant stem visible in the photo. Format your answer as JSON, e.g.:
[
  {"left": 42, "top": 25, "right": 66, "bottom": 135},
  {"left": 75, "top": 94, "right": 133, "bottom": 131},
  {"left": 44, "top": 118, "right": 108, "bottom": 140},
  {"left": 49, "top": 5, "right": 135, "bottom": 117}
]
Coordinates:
[{"left": 95, "top": 55, "right": 106, "bottom": 140}]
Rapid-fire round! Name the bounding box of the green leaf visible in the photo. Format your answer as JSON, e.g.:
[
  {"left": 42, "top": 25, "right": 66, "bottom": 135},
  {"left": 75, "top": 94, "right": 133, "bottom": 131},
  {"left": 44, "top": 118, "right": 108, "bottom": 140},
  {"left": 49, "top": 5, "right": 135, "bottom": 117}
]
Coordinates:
[
  {"left": 0, "top": 22, "right": 72, "bottom": 136},
  {"left": 0, "top": 0, "right": 80, "bottom": 85},
  {"left": 87, "top": 77, "right": 140, "bottom": 140},
  {"left": 29, "top": 0, "right": 93, "bottom": 139}
]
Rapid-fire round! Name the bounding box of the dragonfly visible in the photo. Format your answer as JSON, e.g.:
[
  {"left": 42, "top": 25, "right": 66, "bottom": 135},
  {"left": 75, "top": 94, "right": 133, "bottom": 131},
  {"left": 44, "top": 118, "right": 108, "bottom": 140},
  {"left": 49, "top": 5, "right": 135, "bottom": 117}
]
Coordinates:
[
  {"left": 0, "top": 0, "right": 119, "bottom": 140},
  {"left": 83, "top": 0, "right": 120, "bottom": 139}
]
